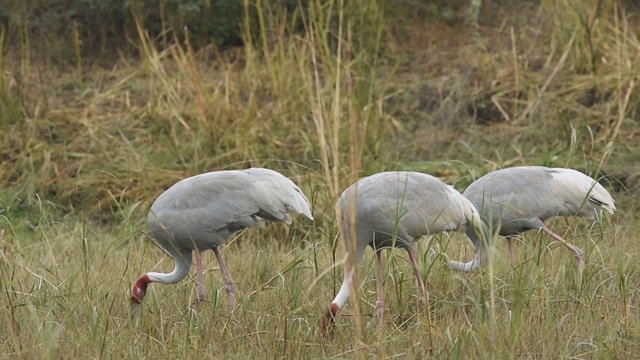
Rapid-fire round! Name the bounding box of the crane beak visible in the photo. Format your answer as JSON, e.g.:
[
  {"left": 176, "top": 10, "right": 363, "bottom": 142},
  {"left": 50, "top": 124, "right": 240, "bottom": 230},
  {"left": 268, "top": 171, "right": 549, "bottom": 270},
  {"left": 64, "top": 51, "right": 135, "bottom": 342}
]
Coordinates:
[{"left": 131, "top": 302, "right": 140, "bottom": 316}]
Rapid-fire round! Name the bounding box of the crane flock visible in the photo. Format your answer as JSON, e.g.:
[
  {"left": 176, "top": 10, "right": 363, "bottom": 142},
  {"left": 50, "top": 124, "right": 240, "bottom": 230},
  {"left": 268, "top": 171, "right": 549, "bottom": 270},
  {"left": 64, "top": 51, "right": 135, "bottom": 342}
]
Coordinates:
[{"left": 130, "top": 165, "right": 616, "bottom": 337}]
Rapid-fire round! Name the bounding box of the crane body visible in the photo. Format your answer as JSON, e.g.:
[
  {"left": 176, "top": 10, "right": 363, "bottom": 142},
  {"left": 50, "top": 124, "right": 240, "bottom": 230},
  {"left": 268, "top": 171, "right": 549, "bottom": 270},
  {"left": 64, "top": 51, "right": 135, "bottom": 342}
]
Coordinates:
[
  {"left": 322, "top": 171, "right": 481, "bottom": 336},
  {"left": 450, "top": 166, "right": 615, "bottom": 272},
  {"left": 131, "top": 168, "right": 313, "bottom": 311}
]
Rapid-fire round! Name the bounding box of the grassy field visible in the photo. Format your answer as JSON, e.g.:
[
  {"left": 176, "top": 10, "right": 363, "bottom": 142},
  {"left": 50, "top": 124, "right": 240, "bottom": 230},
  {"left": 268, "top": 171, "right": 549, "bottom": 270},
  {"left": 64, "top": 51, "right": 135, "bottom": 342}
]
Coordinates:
[{"left": 1, "top": 0, "right": 640, "bottom": 358}]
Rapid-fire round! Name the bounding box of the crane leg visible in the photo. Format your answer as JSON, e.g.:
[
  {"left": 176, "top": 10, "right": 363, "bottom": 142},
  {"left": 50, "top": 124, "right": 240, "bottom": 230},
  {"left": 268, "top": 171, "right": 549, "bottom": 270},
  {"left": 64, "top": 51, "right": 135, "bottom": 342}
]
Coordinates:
[
  {"left": 408, "top": 246, "right": 434, "bottom": 350},
  {"left": 195, "top": 251, "right": 206, "bottom": 301},
  {"left": 213, "top": 247, "right": 237, "bottom": 312},
  {"left": 375, "top": 251, "right": 385, "bottom": 330},
  {"left": 407, "top": 248, "right": 426, "bottom": 307},
  {"left": 506, "top": 236, "right": 518, "bottom": 265},
  {"left": 540, "top": 225, "right": 585, "bottom": 271}
]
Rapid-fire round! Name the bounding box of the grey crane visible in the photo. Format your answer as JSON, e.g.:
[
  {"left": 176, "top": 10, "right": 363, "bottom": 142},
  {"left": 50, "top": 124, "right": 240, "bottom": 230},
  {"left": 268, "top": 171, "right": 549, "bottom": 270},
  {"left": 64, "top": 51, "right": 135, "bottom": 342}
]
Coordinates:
[
  {"left": 131, "top": 168, "right": 313, "bottom": 311},
  {"left": 449, "top": 166, "right": 616, "bottom": 272},
  {"left": 322, "top": 171, "right": 481, "bottom": 336}
]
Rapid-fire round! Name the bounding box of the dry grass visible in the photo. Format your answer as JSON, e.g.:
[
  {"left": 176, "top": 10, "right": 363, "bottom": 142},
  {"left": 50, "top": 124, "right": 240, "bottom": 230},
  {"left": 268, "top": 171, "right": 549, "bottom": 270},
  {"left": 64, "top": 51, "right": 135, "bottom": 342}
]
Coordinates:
[{"left": 1, "top": 0, "right": 640, "bottom": 358}]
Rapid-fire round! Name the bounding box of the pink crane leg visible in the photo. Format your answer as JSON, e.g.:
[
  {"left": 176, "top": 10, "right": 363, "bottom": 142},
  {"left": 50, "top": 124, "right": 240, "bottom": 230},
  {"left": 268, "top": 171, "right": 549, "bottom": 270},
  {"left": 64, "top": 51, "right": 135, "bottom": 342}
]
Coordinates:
[
  {"left": 541, "top": 225, "right": 585, "bottom": 271},
  {"left": 408, "top": 247, "right": 434, "bottom": 350},
  {"left": 407, "top": 248, "right": 426, "bottom": 307},
  {"left": 506, "top": 236, "right": 518, "bottom": 265},
  {"left": 213, "top": 247, "right": 237, "bottom": 312},
  {"left": 375, "top": 251, "right": 385, "bottom": 330},
  {"left": 195, "top": 251, "right": 206, "bottom": 301}
]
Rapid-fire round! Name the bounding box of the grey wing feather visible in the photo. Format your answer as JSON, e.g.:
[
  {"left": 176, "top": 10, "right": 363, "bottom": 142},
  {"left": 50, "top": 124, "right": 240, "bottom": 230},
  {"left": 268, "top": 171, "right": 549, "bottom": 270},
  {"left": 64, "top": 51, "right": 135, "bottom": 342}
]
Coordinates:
[
  {"left": 463, "top": 167, "right": 554, "bottom": 217},
  {"left": 151, "top": 168, "right": 312, "bottom": 235},
  {"left": 398, "top": 177, "right": 463, "bottom": 236},
  {"left": 153, "top": 173, "right": 259, "bottom": 233},
  {"left": 344, "top": 172, "right": 475, "bottom": 241},
  {"left": 463, "top": 166, "right": 615, "bottom": 225},
  {"left": 242, "top": 168, "right": 314, "bottom": 222}
]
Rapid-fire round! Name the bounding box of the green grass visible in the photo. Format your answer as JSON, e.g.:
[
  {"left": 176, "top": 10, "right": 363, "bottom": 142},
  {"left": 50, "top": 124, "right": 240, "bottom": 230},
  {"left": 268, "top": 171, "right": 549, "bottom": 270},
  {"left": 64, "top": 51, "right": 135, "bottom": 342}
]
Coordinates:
[
  {"left": 1, "top": 0, "right": 640, "bottom": 358},
  {"left": 1, "top": 207, "right": 637, "bottom": 358}
]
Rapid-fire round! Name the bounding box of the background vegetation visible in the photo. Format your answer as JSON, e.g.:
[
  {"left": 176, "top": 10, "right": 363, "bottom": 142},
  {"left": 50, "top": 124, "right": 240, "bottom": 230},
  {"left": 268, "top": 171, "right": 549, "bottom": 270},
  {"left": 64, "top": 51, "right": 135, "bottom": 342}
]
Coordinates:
[{"left": 1, "top": 0, "right": 639, "bottom": 358}]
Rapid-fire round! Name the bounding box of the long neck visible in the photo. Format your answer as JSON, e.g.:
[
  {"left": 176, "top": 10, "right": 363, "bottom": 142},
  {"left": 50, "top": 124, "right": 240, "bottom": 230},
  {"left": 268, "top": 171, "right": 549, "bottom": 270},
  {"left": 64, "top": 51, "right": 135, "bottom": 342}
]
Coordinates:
[
  {"left": 449, "top": 227, "right": 487, "bottom": 272},
  {"left": 322, "top": 270, "right": 353, "bottom": 337},
  {"left": 331, "top": 273, "right": 352, "bottom": 310},
  {"left": 147, "top": 249, "right": 193, "bottom": 284}
]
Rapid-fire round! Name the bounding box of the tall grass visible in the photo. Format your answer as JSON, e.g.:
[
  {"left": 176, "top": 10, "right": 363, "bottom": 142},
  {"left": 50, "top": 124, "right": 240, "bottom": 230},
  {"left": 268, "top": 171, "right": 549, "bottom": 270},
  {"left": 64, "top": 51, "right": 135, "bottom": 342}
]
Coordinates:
[{"left": 1, "top": 0, "right": 639, "bottom": 358}]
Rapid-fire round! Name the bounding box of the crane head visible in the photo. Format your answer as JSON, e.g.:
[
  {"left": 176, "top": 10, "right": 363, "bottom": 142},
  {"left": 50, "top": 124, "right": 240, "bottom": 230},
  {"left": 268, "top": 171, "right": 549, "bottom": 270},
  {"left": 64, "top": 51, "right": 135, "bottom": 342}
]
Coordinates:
[
  {"left": 131, "top": 274, "right": 151, "bottom": 307},
  {"left": 321, "top": 303, "right": 339, "bottom": 339}
]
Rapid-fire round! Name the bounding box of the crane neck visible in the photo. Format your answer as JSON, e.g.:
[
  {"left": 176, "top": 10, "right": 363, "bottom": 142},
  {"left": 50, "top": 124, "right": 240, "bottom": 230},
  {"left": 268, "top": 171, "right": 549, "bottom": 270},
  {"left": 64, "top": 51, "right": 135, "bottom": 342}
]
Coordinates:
[
  {"left": 330, "top": 270, "right": 353, "bottom": 310},
  {"left": 147, "top": 249, "right": 193, "bottom": 284},
  {"left": 322, "top": 270, "right": 353, "bottom": 337}
]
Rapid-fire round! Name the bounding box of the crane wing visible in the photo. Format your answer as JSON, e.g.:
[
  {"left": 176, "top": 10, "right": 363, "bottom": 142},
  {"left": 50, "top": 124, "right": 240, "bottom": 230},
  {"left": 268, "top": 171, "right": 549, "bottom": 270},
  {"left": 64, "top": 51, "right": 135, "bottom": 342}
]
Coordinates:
[
  {"left": 463, "top": 166, "right": 615, "bottom": 223},
  {"left": 151, "top": 168, "right": 312, "bottom": 236},
  {"left": 243, "top": 168, "right": 314, "bottom": 223},
  {"left": 348, "top": 172, "right": 476, "bottom": 239},
  {"left": 399, "top": 180, "right": 471, "bottom": 235}
]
